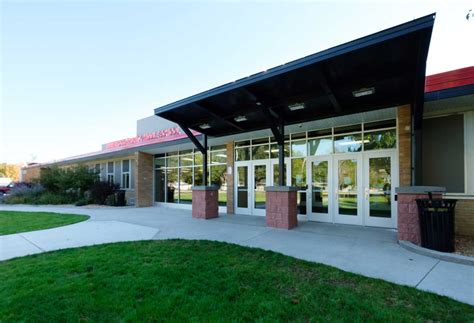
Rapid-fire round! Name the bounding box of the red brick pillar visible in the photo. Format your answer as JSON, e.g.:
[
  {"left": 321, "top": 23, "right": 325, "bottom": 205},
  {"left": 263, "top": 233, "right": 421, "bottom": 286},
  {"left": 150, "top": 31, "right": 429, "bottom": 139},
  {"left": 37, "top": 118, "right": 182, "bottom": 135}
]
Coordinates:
[
  {"left": 396, "top": 186, "right": 445, "bottom": 245},
  {"left": 265, "top": 186, "right": 298, "bottom": 229},
  {"left": 192, "top": 186, "right": 219, "bottom": 219}
]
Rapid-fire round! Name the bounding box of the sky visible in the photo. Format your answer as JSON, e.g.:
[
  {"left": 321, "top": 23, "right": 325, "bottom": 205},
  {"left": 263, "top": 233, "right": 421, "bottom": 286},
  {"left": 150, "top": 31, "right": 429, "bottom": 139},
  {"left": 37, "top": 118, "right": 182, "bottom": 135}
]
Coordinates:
[{"left": 1, "top": 0, "right": 473, "bottom": 164}]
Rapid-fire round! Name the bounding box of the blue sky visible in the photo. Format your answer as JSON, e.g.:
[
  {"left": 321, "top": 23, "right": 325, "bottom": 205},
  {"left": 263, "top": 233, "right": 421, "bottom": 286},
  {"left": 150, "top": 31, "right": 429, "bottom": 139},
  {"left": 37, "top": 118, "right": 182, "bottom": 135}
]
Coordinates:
[{"left": 1, "top": 1, "right": 473, "bottom": 164}]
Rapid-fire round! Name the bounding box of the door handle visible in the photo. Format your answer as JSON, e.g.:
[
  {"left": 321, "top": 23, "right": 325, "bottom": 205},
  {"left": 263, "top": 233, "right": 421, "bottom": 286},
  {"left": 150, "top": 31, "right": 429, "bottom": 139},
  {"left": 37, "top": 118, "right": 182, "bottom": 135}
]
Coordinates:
[{"left": 365, "top": 188, "right": 369, "bottom": 200}]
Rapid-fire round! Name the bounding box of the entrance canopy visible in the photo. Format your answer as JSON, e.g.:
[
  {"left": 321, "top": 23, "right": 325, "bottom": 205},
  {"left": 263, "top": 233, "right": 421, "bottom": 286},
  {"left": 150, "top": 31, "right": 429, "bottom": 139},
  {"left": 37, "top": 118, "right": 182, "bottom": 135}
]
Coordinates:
[{"left": 155, "top": 14, "right": 434, "bottom": 137}]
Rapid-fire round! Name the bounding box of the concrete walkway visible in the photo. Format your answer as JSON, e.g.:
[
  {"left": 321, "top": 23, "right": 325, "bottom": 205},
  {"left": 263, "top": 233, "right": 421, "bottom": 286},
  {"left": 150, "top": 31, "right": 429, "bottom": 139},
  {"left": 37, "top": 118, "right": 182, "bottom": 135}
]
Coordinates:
[{"left": 0, "top": 205, "right": 472, "bottom": 305}]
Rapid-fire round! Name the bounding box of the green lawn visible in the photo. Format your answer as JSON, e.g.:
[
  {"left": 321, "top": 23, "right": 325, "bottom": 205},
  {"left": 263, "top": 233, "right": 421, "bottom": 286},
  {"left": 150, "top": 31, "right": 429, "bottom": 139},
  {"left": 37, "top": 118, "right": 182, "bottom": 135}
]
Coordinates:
[
  {"left": 0, "top": 211, "right": 89, "bottom": 235},
  {"left": 0, "top": 240, "right": 472, "bottom": 321}
]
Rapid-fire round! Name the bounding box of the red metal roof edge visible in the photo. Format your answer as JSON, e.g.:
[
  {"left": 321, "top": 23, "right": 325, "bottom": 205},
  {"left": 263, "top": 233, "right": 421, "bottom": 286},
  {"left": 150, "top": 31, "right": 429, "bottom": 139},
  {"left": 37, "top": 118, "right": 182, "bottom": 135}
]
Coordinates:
[{"left": 425, "top": 66, "right": 474, "bottom": 93}]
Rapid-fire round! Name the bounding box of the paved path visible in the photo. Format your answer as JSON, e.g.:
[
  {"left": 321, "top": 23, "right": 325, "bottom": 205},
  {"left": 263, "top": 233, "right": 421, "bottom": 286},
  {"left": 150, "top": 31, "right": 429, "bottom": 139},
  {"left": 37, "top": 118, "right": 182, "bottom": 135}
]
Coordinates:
[{"left": 0, "top": 205, "right": 473, "bottom": 305}]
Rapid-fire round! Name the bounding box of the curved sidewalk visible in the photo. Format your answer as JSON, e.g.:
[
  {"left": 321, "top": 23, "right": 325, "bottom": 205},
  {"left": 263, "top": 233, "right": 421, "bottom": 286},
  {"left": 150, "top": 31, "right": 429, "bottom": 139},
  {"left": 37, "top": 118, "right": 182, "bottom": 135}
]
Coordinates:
[{"left": 0, "top": 205, "right": 472, "bottom": 305}]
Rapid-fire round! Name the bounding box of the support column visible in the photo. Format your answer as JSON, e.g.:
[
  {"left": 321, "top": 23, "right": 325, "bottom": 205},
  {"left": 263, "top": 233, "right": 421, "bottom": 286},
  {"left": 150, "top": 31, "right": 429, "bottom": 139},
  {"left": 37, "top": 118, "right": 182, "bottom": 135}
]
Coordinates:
[
  {"left": 265, "top": 186, "right": 298, "bottom": 229},
  {"left": 396, "top": 186, "right": 445, "bottom": 245},
  {"left": 398, "top": 105, "right": 412, "bottom": 186},
  {"left": 134, "top": 152, "right": 153, "bottom": 207},
  {"left": 264, "top": 116, "right": 298, "bottom": 229},
  {"left": 192, "top": 186, "right": 219, "bottom": 219}
]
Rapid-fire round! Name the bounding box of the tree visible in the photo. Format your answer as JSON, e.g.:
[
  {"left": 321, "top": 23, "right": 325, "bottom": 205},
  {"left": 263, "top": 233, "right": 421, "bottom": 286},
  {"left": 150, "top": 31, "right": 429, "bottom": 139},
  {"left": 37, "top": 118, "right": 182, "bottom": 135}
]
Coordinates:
[{"left": 0, "top": 163, "right": 21, "bottom": 181}]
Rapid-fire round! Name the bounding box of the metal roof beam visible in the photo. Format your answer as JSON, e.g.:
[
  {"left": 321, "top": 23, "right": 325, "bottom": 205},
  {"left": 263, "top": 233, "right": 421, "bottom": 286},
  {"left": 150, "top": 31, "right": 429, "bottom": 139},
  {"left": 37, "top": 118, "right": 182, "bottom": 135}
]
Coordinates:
[
  {"left": 178, "top": 123, "right": 206, "bottom": 154},
  {"left": 190, "top": 103, "right": 245, "bottom": 131},
  {"left": 316, "top": 69, "right": 342, "bottom": 113}
]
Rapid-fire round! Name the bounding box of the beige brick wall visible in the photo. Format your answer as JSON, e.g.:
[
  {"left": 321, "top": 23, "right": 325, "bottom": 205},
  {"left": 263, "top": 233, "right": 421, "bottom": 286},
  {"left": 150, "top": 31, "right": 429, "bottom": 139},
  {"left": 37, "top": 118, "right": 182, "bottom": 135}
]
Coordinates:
[
  {"left": 22, "top": 166, "right": 42, "bottom": 182},
  {"left": 398, "top": 105, "right": 412, "bottom": 187},
  {"left": 455, "top": 199, "right": 474, "bottom": 237},
  {"left": 226, "top": 141, "right": 234, "bottom": 214},
  {"left": 134, "top": 152, "right": 153, "bottom": 207}
]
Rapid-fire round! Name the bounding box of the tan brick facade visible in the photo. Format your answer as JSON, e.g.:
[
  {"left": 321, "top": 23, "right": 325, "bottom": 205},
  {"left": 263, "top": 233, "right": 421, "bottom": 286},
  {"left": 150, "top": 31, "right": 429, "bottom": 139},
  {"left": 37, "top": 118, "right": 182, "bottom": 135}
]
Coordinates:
[
  {"left": 21, "top": 165, "right": 42, "bottom": 182},
  {"left": 455, "top": 199, "right": 474, "bottom": 237},
  {"left": 397, "top": 104, "right": 412, "bottom": 186},
  {"left": 134, "top": 152, "right": 153, "bottom": 207},
  {"left": 226, "top": 141, "right": 235, "bottom": 214}
]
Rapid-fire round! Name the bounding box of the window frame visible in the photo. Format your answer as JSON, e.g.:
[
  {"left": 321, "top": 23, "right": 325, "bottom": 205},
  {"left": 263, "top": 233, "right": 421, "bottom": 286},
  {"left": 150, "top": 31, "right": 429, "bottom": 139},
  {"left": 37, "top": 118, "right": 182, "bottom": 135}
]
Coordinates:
[{"left": 121, "top": 159, "right": 131, "bottom": 189}]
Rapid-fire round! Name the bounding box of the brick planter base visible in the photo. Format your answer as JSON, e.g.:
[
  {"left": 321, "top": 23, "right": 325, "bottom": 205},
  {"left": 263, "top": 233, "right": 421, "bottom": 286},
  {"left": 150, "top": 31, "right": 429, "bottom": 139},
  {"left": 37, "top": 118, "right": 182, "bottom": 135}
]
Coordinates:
[
  {"left": 192, "top": 186, "right": 219, "bottom": 219},
  {"left": 396, "top": 186, "right": 445, "bottom": 245},
  {"left": 265, "top": 186, "right": 298, "bottom": 229}
]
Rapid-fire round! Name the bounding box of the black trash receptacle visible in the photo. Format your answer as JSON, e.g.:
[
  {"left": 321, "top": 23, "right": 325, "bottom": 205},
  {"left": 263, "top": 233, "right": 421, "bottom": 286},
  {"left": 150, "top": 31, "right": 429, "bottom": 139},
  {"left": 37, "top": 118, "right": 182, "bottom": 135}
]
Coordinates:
[
  {"left": 115, "top": 190, "right": 126, "bottom": 207},
  {"left": 416, "top": 198, "right": 457, "bottom": 252}
]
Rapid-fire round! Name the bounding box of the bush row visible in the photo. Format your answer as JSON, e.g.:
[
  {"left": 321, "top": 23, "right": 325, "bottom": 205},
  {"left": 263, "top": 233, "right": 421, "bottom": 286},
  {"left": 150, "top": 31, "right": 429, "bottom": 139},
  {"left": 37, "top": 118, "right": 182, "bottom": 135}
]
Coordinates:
[{"left": 2, "top": 165, "right": 126, "bottom": 206}]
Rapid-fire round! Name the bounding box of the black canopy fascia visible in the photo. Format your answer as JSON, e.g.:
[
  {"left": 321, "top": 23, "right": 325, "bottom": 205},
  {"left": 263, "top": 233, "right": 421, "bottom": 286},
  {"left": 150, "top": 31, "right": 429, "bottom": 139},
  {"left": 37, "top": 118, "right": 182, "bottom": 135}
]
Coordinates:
[{"left": 154, "top": 14, "right": 435, "bottom": 138}]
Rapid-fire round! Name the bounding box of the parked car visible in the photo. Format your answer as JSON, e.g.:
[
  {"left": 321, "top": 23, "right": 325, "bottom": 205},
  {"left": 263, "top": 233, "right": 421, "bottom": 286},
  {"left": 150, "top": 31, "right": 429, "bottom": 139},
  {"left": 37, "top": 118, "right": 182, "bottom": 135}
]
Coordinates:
[{"left": 0, "top": 182, "right": 15, "bottom": 196}]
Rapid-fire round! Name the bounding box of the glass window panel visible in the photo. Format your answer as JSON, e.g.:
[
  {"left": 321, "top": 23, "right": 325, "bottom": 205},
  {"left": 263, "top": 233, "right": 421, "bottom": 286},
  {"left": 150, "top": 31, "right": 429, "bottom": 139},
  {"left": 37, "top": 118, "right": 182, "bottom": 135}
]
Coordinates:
[
  {"left": 194, "top": 166, "right": 203, "bottom": 186},
  {"left": 155, "top": 158, "right": 166, "bottom": 168},
  {"left": 364, "top": 119, "right": 396, "bottom": 131},
  {"left": 364, "top": 130, "right": 397, "bottom": 150},
  {"left": 338, "top": 159, "right": 358, "bottom": 215},
  {"left": 179, "top": 167, "right": 193, "bottom": 204},
  {"left": 334, "top": 134, "right": 363, "bottom": 153},
  {"left": 291, "top": 158, "right": 306, "bottom": 188},
  {"left": 308, "top": 128, "right": 332, "bottom": 138},
  {"left": 291, "top": 132, "right": 306, "bottom": 140},
  {"left": 334, "top": 124, "right": 362, "bottom": 134},
  {"left": 270, "top": 143, "right": 290, "bottom": 158},
  {"left": 311, "top": 161, "right": 329, "bottom": 214},
  {"left": 180, "top": 154, "right": 193, "bottom": 167},
  {"left": 254, "top": 165, "right": 267, "bottom": 209},
  {"left": 308, "top": 137, "right": 333, "bottom": 156},
  {"left": 107, "top": 161, "right": 114, "bottom": 173},
  {"left": 273, "top": 163, "right": 287, "bottom": 185},
  {"left": 210, "top": 165, "right": 227, "bottom": 206},
  {"left": 194, "top": 151, "right": 203, "bottom": 165},
  {"left": 235, "top": 140, "right": 250, "bottom": 147},
  {"left": 211, "top": 145, "right": 226, "bottom": 151},
  {"left": 166, "top": 168, "right": 178, "bottom": 203},
  {"left": 237, "top": 166, "right": 248, "bottom": 208},
  {"left": 270, "top": 135, "right": 290, "bottom": 143},
  {"left": 235, "top": 147, "right": 250, "bottom": 161},
  {"left": 211, "top": 150, "right": 227, "bottom": 164},
  {"left": 291, "top": 140, "right": 307, "bottom": 157},
  {"left": 252, "top": 145, "right": 269, "bottom": 160},
  {"left": 252, "top": 137, "right": 269, "bottom": 145},
  {"left": 122, "top": 160, "right": 130, "bottom": 172},
  {"left": 368, "top": 157, "right": 392, "bottom": 218},
  {"left": 167, "top": 155, "right": 179, "bottom": 167}
]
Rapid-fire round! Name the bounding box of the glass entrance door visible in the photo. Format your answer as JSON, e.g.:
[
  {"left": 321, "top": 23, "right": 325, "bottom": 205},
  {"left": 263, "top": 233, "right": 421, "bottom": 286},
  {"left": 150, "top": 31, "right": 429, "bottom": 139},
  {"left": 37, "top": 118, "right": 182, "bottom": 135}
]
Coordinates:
[
  {"left": 252, "top": 161, "right": 270, "bottom": 216},
  {"left": 363, "top": 151, "right": 397, "bottom": 228},
  {"left": 235, "top": 162, "right": 251, "bottom": 215},
  {"left": 307, "top": 156, "right": 332, "bottom": 222},
  {"left": 334, "top": 154, "right": 362, "bottom": 225}
]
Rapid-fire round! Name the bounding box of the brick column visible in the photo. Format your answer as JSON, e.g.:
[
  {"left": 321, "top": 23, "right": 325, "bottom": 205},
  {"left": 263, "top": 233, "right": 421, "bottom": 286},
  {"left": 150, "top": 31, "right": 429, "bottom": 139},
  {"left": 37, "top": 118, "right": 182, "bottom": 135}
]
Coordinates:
[
  {"left": 396, "top": 186, "right": 445, "bottom": 245},
  {"left": 398, "top": 105, "right": 412, "bottom": 186},
  {"left": 226, "top": 141, "right": 235, "bottom": 214},
  {"left": 134, "top": 152, "right": 153, "bottom": 207},
  {"left": 265, "top": 186, "right": 298, "bottom": 229},
  {"left": 192, "top": 186, "right": 219, "bottom": 219}
]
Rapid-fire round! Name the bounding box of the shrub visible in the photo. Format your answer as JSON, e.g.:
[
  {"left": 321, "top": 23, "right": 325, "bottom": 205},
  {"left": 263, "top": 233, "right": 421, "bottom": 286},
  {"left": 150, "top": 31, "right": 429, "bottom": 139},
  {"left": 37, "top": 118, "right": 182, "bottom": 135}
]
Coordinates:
[
  {"left": 75, "top": 198, "right": 91, "bottom": 206},
  {"left": 90, "top": 181, "right": 119, "bottom": 205},
  {"left": 6, "top": 183, "right": 44, "bottom": 200},
  {"left": 35, "top": 192, "right": 75, "bottom": 205},
  {"left": 40, "top": 165, "right": 97, "bottom": 197}
]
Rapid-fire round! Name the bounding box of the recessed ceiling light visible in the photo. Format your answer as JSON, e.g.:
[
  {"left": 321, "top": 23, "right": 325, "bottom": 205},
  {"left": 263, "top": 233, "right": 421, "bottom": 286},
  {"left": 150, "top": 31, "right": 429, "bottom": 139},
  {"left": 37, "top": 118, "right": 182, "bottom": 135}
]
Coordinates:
[
  {"left": 352, "top": 87, "right": 375, "bottom": 97},
  {"left": 256, "top": 102, "right": 262, "bottom": 106},
  {"left": 234, "top": 115, "right": 247, "bottom": 122},
  {"left": 288, "top": 103, "right": 305, "bottom": 111},
  {"left": 199, "top": 123, "right": 211, "bottom": 129}
]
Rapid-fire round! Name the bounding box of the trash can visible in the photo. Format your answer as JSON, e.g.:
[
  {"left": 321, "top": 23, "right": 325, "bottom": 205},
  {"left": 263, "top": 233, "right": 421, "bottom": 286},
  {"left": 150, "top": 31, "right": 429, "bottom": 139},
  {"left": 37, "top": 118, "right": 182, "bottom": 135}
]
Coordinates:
[
  {"left": 416, "top": 198, "right": 457, "bottom": 252},
  {"left": 115, "top": 190, "right": 126, "bottom": 207}
]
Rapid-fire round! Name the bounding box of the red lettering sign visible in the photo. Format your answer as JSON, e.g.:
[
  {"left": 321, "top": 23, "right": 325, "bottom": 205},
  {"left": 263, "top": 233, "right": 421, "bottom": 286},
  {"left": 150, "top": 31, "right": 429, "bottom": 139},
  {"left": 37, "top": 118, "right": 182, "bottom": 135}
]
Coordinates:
[{"left": 103, "top": 127, "right": 200, "bottom": 151}]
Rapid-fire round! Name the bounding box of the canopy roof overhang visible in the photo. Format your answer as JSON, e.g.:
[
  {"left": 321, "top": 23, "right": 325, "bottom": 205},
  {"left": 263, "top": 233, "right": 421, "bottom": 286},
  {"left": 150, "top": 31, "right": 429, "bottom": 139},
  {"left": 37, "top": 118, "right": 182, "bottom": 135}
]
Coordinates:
[{"left": 155, "top": 14, "right": 435, "bottom": 137}]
